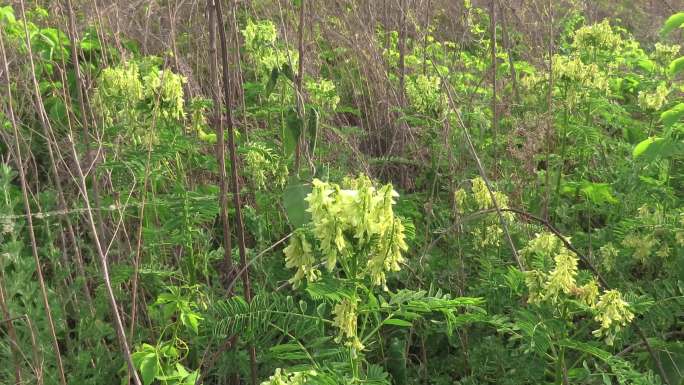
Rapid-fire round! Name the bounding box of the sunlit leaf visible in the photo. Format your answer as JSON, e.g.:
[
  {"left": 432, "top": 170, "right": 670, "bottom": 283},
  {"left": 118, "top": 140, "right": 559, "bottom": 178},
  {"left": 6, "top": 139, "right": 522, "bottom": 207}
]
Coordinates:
[
  {"left": 662, "top": 12, "right": 684, "bottom": 35},
  {"left": 660, "top": 103, "right": 684, "bottom": 127},
  {"left": 668, "top": 56, "right": 684, "bottom": 76},
  {"left": 633, "top": 136, "right": 664, "bottom": 158},
  {"left": 283, "top": 107, "right": 302, "bottom": 157}
]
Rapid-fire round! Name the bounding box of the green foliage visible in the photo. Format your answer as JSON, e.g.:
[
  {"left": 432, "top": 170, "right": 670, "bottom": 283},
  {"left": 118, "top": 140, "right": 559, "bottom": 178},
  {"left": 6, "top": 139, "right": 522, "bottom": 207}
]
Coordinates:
[{"left": 1, "top": 3, "right": 683, "bottom": 385}]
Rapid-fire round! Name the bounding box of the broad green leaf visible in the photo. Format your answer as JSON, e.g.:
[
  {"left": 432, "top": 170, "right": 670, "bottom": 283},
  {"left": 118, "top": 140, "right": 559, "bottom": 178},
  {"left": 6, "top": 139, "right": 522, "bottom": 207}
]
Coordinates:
[
  {"left": 660, "top": 103, "right": 684, "bottom": 127},
  {"left": 183, "top": 370, "right": 200, "bottom": 385},
  {"left": 198, "top": 128, "right": 217, "bottom": 144},
  {"left": 0, "top": 6, "right": 16, "bottom": 24},
  {"left": 633, "top": 136, "right": 664, "bottom": 158},
  {"left": 282, "top": 178, "right": 311, "bottom": 228},
  {"left": 662, "top": 12, "right": 684, "bottom": 35},
  {"left": 79, "top": 33, "right": 102, "bottom": 51},
  {"left": 159, "top": 344, "right": 179, "bottom": 359},
  {"left": 283, "top": 108, "right": 302, "bottom": 157},
  {"left": 636, "top": 58, "right": 655, "bottom": 72},
  {"left": 383, "top": 318, "right": 413, "bottom": 327},
  {"left": 561, "top": 181, "right": 617, "bottom": 205},
  {"left": 633, "top": 137, "right": 684, "bottom": 160},
  {"left": 669, "top": 56, "right": 684, "bottom": 76},
  {"left": 180, "top": 311, "right": 202, "bottom": 334},
  {"left": 264, "top": 67, "right": 279, "bottom": 97},
  {"left": 281, "top": 64, "right": 295, "bottom": 82},
  {"left": 137, "top": 353, "right": 158, "bottom": 385}
]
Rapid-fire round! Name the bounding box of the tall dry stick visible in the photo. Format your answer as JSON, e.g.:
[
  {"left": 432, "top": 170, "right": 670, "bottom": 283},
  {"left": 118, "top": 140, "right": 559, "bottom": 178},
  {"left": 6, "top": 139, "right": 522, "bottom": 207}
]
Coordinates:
[
  {"left": 230, "top": 1, "right": 249, "bottom": 136},
  {"left": 436, "top": 64, "right": 523, "bottom": 271},
  {"left": 398, "top": 0, "right": 407, "bottom": 106},
  {"left": 294, "top": 0, "right": 306, "bottom": 173},
  {"left": 497, "top": 0, "right": 520, "bottom": 105},
  {"left": 0, "top": 27, "right": 68, "bottom": 385},
  {"left": 214, "top": 1, "right": 258, "bottom": 383},
  {"left": 489, "top": 0, "right": 498, "bottom": 146},
  {"left": 64, "top": 0, "right": 107, "bottom": 242},
  {"left": 65, "top": 114, "right": 143, "bottom": 385},
  {"left": 543, "top": 0, "right": 554, "bottom": 221},
  {"left": 209, "top": 0, "right": 234, "bottom": 286},
  {"left": 24, "top": 0, "right": 95, "bottom": 312},
  {"left": 40, "top": 8, "right": 143, "bottom": 380}
]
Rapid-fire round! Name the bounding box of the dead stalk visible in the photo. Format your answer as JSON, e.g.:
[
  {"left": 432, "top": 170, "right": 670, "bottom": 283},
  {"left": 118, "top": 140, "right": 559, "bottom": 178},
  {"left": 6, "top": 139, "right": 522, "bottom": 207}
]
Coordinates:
[{"left": 213, "top": 0, "right": 258, "bottom": 383}]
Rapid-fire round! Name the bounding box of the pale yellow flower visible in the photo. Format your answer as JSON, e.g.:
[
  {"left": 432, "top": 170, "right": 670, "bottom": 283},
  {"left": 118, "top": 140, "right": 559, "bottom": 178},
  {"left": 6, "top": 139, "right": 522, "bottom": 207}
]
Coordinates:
[{"left": 593, "top": 290, "right": 634, "bottom": 345}]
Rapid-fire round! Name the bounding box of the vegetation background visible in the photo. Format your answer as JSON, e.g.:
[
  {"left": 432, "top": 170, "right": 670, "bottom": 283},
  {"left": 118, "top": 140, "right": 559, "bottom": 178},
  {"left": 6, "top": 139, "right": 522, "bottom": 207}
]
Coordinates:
[{"left": 0, "top": 1, "right": 682, "bottom": 385}]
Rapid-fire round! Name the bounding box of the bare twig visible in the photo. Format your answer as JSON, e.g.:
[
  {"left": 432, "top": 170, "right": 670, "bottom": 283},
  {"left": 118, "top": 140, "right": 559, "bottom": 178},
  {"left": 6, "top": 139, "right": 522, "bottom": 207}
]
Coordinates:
[
  {"left": 497, "top": 0, "right": 520, "bottom": 105},
  {"left": 294, "top": 0, "right": 306, "bottom": 173},
  {"left": 65, "top": 0, "right": 107, "bottom": 243},
  {"left": 490, "top": 0, "right": 498, "bottom": 146},
  {"left": 439, "top": 72, "right": 524, "bottom": 271},
  {"left": 214, "top": 1, "right": 258, "bottom": 383},
  {"left": 209, "top": 0, "right": 235, "bottom": 289}
]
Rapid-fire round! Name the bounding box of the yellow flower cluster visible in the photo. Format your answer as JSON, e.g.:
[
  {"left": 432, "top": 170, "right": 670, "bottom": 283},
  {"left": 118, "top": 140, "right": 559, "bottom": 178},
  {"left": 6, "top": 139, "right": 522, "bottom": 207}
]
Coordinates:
[
  {"left": 522, "top": 233, "right": 634, "bottom": 345},
  {"left": 471, "top": 177, "right": 492, "bottom": 209},
  {"left": 260, "top": 368, "right": 316, "bottom": 385},
  {"left": 93, "top": 63, "right": 144, "bottom": 125},
  {"left": 572, "top": 20, "right": 622, "bottom": 53},
  {"left": 283, "top": 175, "right": 408, "bottom": 289},
  {"left": 453, "top": 188, "right": 467, "bottom": 212},
  {"left": 523, "top": 243, "right": 587, "bottom": 305},
  {"left": 471, "top": 177, "right": 512, "bottom": 217},
  {"left": 93, "top": 62, "right": 187, "bottom": 143},
  {"left": 243, "top": 143, "right": 287, "bottom": 190},
  {"left": 575, "top": 279, "right": 600, "bottom": 307},
  {"left": 637, "top": 83, "right": 669, "bottom": 111},
  {"left": 332, "top": 298, "right": 364, "bottom": 351},
  {"left": 523, "top": 270, "right": 547, "bottom": 304},
  {"left": 305, "top": 175, "right": 407, "bottom": 289},
  {"left": 242, "top": 18, "right": 278, "bottom": 50},
  {"left": 520, "top": 232, "right": 564, "bottom": 266},
  {"left": 242, "top": 19, "right": 298, "bottom": 76},
  {"left": 552, "top": 55, "right": 609, "bottom": 93},
  {"left": 305, "top": 79, "right": 340, "bottom": 111},
  {"left": 406, "top": 74, "right": 446, "bottom": 115},
  {"left": 592, "top": 290, "right": 634, "bottom": 346},
  {"left": 599, "top": 242, "right": 618, "bottom": 272},
  {"left": 653, "top": 42, "right": 681, "bottom": 66},
  {"left": 545, "top": 251, "right": 578, "bottom": 299},
  {"left": 621, "top": 233, "right": 659, "bottom": 264},
  {"left": 461, "top": 177, "right": 514, "bottom": 249},
  {"left": 283, "top": 230, "right": 319, "bottom": 288},
  {"left": 142, "top": 68, "right": 186, "bottom": 120}
]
